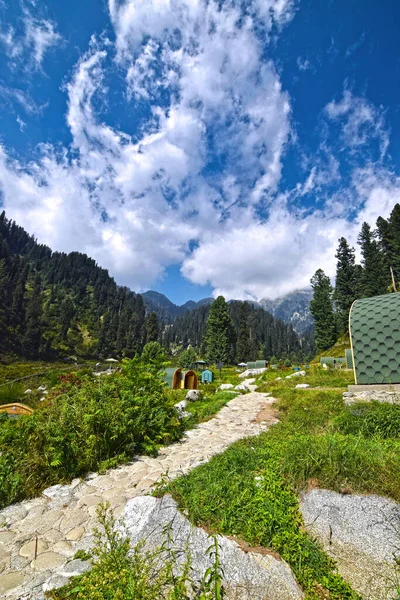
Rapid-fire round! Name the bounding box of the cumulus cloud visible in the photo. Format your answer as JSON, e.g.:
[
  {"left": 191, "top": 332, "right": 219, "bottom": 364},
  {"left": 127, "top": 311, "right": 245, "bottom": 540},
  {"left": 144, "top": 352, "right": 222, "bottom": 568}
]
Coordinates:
[{"left": 0, "top": 0, "right": 399, "bottom": 302}]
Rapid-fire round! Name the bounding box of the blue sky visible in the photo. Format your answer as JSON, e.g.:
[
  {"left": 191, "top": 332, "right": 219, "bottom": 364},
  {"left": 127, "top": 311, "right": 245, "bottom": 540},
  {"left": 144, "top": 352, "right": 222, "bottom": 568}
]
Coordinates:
[{"left": 0, "top": 0, "right": 399, "bottom": 305}]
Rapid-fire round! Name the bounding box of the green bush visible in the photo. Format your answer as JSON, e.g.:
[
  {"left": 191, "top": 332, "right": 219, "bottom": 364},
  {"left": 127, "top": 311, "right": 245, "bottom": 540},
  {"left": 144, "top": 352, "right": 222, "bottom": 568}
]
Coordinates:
[{"left": 0, "top": 356, "right": 184, "bottom": 508}]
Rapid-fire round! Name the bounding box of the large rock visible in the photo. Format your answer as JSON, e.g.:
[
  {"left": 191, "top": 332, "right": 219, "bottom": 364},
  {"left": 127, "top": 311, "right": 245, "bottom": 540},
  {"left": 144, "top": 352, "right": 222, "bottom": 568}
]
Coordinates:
[
  {"left": 239, "top": 368, "right": 267, "bottom": 378},
  {"left": 219, "top": 383, "right": 234, "bottom": 390},
  {"left": 121, "top": 495, "right": 303, "bottom": 600},
  {"left": 300, "top": 489, "right": 400, "bottom": 600},
  {"left": 235, "top": 383, "right": 249, "bottom": 391},
  {"left": 186, "top": 390, "right": 201, "bottom": 402}
]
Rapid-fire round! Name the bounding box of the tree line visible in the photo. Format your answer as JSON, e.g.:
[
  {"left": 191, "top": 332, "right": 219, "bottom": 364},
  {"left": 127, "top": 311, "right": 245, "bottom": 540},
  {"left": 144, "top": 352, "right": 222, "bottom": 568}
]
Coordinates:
[
  {"left": 310, "top": 203, "right": 400, "bottom": 351},
  {"left": 164, "top": 296, "right": 315, "bottom": 364}
]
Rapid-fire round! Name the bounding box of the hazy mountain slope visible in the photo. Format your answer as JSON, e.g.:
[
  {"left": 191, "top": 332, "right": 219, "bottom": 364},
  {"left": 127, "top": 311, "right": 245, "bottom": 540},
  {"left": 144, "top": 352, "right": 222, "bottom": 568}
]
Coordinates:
[{"left": 259, "top": 290, "right": 314, "bottom": 334}]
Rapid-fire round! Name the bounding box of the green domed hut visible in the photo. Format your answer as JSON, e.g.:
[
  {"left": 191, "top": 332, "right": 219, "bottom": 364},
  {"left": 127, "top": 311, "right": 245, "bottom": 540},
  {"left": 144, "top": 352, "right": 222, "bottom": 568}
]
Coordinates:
[{"left": 349, "top": 293, "right": 400, "bottom": 385}]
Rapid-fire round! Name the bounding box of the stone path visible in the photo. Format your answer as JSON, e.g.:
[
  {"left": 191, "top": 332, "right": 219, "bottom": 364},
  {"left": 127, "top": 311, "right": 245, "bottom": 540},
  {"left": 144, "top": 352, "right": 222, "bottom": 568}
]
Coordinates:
[{"left": 0, "top": 384, "right": 277, "bottom": 599}]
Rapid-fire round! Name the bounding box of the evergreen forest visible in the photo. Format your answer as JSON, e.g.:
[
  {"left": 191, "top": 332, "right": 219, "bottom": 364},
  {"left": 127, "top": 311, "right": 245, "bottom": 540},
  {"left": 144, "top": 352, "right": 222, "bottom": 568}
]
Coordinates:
[{"left": 311, "top": 203, "right": 400, "bottom": 351}]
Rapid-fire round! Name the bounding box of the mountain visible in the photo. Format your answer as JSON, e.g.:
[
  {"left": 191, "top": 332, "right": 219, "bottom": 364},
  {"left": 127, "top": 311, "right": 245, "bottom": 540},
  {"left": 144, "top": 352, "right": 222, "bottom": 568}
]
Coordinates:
[
  {"left": 259, "top": 290, "right": 314, "bottom": 335},
  {"left": 142, "top": 291, "right": 213, "bottom": 322},
  {"left": 143, "top": 289, "right": 313, "bottom": 335}
]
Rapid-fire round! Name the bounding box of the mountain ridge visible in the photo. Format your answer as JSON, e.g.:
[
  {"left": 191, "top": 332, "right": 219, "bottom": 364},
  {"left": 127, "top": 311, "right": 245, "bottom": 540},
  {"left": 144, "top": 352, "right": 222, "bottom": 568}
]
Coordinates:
[{"left": 143, "top": 289, "right": 314, "bottom": 334}]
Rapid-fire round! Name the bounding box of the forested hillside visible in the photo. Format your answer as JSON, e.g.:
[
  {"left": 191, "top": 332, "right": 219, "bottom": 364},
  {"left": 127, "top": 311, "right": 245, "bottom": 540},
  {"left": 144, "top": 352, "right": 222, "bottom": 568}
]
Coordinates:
[
  {"left": 164, "top": 299, "right": 315, "bottom": 362},
  {"left": 0, "top": 211, "right": 149, "bottom": 360}
]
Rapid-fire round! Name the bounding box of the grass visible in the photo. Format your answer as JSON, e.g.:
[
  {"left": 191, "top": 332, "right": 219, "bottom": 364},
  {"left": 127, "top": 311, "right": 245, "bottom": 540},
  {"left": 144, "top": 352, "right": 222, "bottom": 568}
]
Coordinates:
[{"left": 162, "top": 366, "right": 400, "bottom": 599}]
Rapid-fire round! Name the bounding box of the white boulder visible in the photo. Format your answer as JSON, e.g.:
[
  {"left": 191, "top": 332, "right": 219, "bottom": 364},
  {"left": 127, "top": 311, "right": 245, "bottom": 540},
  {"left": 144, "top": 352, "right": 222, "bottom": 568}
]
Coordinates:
[
  {"left": 186, "top": 390, "right": 201, "bottom": 402},
  {"left": 295, "top": 384, "right": 310, "bottom": 389},
  {"left": 219, "top": 383, "right": 234, "bottom": 390}
]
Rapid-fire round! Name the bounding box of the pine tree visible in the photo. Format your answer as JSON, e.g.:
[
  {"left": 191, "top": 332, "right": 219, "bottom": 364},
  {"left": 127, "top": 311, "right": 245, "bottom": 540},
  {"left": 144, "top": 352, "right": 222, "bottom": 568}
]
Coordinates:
[
  {"left": 377, "top": 204, "right": 400, "bottom": 286},
  {"left": 24, "top": 274, "right": 43, "bottom": 357},
  {"left": 334, "top": 237, "right": 360, "bottom": 333},
  {"left": 145, "top": 312, "right": 159, "bottom": 343},
  {"left": 358, "top": 222, "right": 388, "bottom": 297},
  {"left": 204, "top": 296, "right": 235, "bottom": 364},
  {"left": 236, "top": 302, "right": 250, "bottom": 362},
  {"left": 310, "top": 269, "right": 337, "bottom": 351}
]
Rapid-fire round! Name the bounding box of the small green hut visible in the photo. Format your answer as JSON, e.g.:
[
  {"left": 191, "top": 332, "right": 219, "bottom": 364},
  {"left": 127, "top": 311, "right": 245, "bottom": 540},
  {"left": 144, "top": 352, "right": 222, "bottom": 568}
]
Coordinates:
[
  {"left": 163, "top": 368, "right": 182, "bottom": 389},
  {"left": 349, "top": 293, "right": 400, "bottom": 385}
]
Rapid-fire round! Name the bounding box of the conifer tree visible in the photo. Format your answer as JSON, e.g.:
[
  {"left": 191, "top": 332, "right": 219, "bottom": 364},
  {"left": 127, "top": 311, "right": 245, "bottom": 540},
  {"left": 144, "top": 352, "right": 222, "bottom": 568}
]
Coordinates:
[
  {"left": 236, "top": 302, "right": 250, "bottom": 362},
  {"left": 334, "top": 237, "right": 360, "bottom": 333},
  {"left": 204, "top": 296, "right": 235, "bottom": 364},
  {"left": 310, "top": 269, "right": 337, "bottom": 351},
  {"left": 24, "top": 274, "right": 43, "bottom": 357},
  {"left": 145, "top": 312, "right": 159, "bottom": 343},
  {"left": 358, "top": 222, "right": 388, "bottom": 297}
]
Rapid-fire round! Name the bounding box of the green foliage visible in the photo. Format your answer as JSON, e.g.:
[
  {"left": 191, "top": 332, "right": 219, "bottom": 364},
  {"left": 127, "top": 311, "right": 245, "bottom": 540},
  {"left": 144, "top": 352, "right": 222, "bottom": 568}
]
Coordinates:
[
  {"left": 358, "top": 222, "right": 389, "bottom": 298},
  {"left": 204, "top": 297, "right": 235, "bottom": 364},
  {"left": 141, "top": 341, "right": 166, "bottom": 364},
  {"left": 178, "top": 346, "right": 197, "bottom": 369},
  {"left": 310, "top": 269, "right": 337, "bottom": 352},
  {"left": 145, "top": 312, "right": 159, "bottom": 343},
  {"left": 0, "top": 356, "right": 184, "bottom": 508},
  {"left": 334, "top": 237, "right": 360, "bottom": 333},
  {"left": 47, "top": 503, "right": 225, "bottom": 600}
]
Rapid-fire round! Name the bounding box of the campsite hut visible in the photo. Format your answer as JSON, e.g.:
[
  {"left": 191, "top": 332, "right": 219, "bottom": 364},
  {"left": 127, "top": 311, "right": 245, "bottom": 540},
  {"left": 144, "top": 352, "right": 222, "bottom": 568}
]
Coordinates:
[
  {"left": 163, "top": 368, "right": 182, "bottom": 389},
  {"left": 345, "top": 348, "right": 353, "bottom": 369},
  {"left": 0, "top": 403, "right": 33, "bottom": 418},
  {"left": 247, "top": 360, "right": 267, "bottom": 369},
  {"left": 349, "top": 293, "right": 400, "bottom": 385},
  {"left": 194, "top": 360, "right": 207, "bottom": 371},
  {"left": 183, "top": 370, "right": 198, "bottom": 390},
  {"left": 201, "top": 369, "right": 214, "bottom": 384}
]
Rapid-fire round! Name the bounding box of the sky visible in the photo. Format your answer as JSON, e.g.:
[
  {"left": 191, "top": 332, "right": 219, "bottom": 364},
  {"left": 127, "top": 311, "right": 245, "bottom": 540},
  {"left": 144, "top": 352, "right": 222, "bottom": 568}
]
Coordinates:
[{"left": 0, "top": 0, "right": 399, "bottom": 305}]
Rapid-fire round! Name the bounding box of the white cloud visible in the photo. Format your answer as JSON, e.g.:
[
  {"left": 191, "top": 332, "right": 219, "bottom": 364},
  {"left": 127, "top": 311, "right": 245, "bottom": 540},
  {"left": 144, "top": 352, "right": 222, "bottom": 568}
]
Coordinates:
[
  {"left": 0, "top": 0, "right": 399, "bottom": 304},
  {"left": 16, "top": 115, "right": 26, "bottom": 131},
  {"left": 0, "top": 11, "right": 61, "bottom": 70},
  {"left": 24, "top": 15, "right": 61, "bottom": 67},
  {"left": 182, "top": 166, "right": 399, "bottom": 300},
  {"left": 325, "top": 90, "right": 389, "bottom": 159}
]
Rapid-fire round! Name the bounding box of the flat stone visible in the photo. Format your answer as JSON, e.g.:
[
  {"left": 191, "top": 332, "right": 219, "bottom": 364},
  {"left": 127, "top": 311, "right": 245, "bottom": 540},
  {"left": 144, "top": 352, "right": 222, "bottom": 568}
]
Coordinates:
[
  {"left": 43, "top": 575, "right": 70, "bottom": 592},
  {"left": 0, "top": 505, "right": 28, "bottom": 525},
  {"left": 19, "top": 539, "right": 48, "bottom": 558},
  {"left": 0, "top": 530, "right": 15, "bottom": 544},
  {"left": 65, "top": 526, "right": 85, "bottom": 541},
  {"left": 42, "top": 484, "right": 73, "bottom": 501},
  {"left": 0, "top": 571, "right": 24, "bottom": 594},
  {"left": 78, "top": 494, "right": 103, "bottom": 507},
  {"left": 43, "top": 529, "right": 64, "bottom": 543},
  {"left": 52, "top": 541, "right": 74, "bottom": 556},
  {"left": 86, "top": 475, "right": 114, "bottom": 489},
  {"left": 0, "top": 545, "right": 10, "bottom": 561},
  {"left": 20, "top": 510, "right": 64, "bottom": 535},
  {"left": 61, "top": 559, "right": 91, "bottom": 576},
  {"left": 31, "top": 551, "right": 65, "bottom": 571},
  {"left": 300, "top": 489, "right": 400, "bottom": 600},
  {"left": 59, "top": 508, "right": 88, "bottom": 532}
]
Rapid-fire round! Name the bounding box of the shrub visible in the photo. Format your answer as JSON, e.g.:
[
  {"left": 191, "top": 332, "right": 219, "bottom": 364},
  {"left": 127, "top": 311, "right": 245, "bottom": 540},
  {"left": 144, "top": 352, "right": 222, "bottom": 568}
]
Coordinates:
[{"left": 0, "top": 356, "right": 184, "bottom": 508}]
